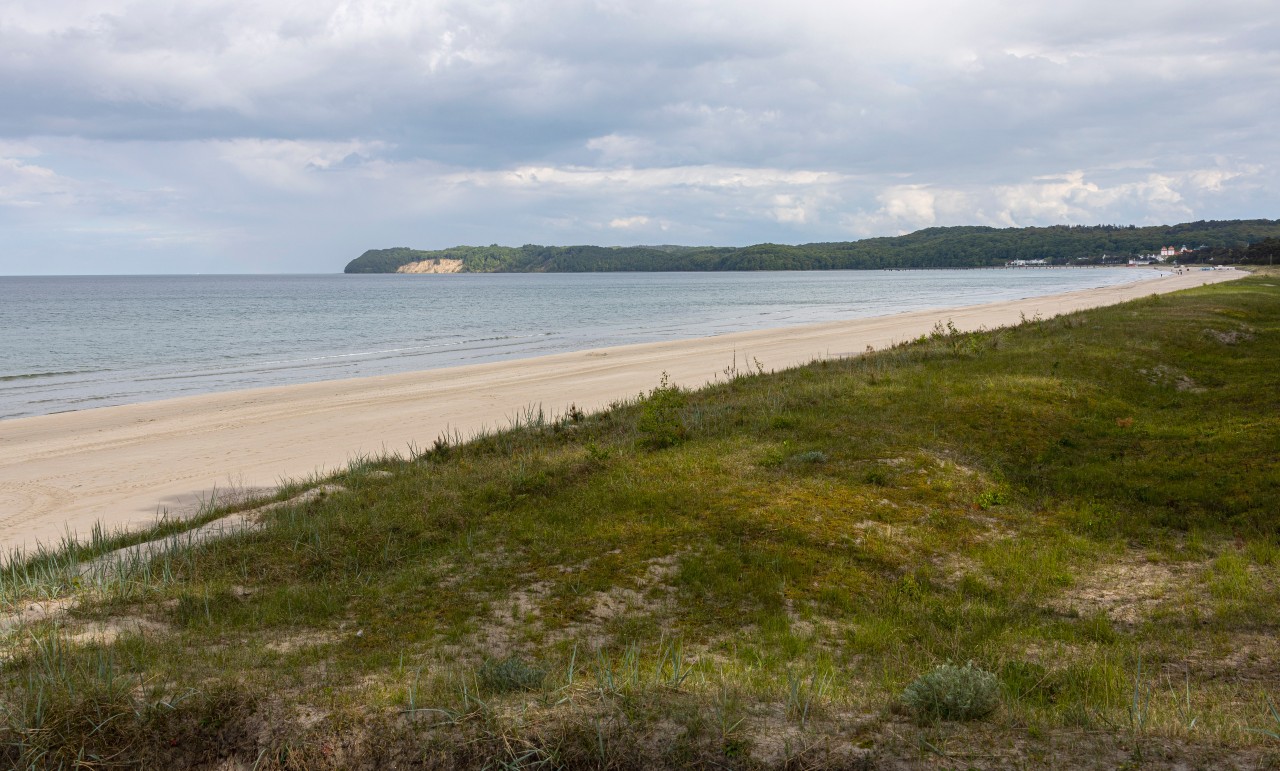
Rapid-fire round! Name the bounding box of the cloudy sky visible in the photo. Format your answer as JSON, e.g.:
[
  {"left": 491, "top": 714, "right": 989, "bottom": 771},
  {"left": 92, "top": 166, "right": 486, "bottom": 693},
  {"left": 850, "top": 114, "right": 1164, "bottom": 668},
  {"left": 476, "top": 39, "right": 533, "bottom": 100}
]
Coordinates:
[{"left": 1, "top": 0, "right": 1276, "bottom": 274}]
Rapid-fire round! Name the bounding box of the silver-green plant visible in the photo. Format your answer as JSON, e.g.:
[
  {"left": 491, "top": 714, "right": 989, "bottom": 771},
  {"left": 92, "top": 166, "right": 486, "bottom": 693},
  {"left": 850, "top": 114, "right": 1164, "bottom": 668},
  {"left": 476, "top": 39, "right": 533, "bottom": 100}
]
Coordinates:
[
  {"left": 477, "top": 655, "right": 546, "bottom": 694},
  {"left": 901, "top": 662, "right": 1000, "bottom": 721}
]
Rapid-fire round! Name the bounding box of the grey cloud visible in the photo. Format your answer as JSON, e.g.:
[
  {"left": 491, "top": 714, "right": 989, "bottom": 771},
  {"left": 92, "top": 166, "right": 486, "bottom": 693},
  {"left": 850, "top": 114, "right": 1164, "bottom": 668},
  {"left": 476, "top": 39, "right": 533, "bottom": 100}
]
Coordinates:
[{"left": 0, "top": 0, "right": 1275, "bottom": 273}]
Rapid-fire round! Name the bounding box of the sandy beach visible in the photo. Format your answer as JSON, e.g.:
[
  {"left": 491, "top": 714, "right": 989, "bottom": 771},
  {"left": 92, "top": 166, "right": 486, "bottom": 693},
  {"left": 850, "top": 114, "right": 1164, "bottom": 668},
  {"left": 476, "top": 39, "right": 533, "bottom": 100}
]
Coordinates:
[{"left": 0, "top": 268, "right": 1243, "bottom": 554}]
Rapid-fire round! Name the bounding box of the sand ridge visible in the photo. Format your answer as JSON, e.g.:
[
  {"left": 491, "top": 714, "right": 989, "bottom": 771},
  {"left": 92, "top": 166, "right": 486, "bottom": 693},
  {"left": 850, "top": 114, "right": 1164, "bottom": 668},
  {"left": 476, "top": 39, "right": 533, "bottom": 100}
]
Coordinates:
[{"left": 0, "top": 268, "right": 1243, "bottom": 553}]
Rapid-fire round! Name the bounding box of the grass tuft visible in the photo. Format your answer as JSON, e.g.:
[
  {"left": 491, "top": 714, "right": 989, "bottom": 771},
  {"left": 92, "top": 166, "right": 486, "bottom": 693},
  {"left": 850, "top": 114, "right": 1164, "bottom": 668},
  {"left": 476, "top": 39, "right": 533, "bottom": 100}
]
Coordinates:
[{"left": 477, "top": 655, "right": 547, "bottom": 694}]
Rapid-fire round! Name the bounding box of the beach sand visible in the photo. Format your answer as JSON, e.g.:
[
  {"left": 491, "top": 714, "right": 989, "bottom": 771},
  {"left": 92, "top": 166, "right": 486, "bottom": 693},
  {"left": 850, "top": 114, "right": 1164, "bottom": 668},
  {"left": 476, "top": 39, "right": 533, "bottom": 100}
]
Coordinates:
[{"left": 0, "top": 268, "right": 1243, "bottom": 553}]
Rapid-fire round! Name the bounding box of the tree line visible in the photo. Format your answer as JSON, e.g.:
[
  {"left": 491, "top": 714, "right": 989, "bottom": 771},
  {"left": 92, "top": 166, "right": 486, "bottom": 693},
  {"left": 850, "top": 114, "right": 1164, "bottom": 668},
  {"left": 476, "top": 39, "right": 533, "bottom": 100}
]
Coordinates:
[
  {"left": 1181, "top": 237, "right": 1280, "bottom": 265},
  {"left": 343, "top": 219, "right": 1280, "bottom": 273}
]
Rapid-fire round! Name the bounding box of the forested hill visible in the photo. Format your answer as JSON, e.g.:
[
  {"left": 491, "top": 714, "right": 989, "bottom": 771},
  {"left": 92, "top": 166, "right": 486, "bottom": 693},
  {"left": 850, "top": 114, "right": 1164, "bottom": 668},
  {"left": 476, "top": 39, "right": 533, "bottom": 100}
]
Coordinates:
[{"left": 343, "top": 219, "right": 1280, "bottom": 273}]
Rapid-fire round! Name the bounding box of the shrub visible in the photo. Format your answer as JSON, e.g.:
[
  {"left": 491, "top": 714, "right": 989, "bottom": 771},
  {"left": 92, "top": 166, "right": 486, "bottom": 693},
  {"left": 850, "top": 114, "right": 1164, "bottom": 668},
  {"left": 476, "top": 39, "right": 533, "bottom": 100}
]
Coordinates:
[
  {"left": 975, "top": 489, "right": 1009, "bottom": 509},
  {"left": 864, "top": 468, "right": 890, "bottom": 487},
  {"left": 637, "top": 372, "right": 688, "bottom": 449},
  {"left": 477, "top": 655, "right": 546, "bottom": 693},
  {"left": 901, "top": 662, "right": 1000, "bottom": 721}
]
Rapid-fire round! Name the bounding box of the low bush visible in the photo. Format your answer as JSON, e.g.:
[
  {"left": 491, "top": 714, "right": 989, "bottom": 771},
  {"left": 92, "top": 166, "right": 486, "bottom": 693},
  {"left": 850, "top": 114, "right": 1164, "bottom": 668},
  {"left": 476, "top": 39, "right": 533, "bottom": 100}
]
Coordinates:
[
  {"left": 901, "top": 662, "right": 1000, "bottom": 721},
  {"left": 637, "top": 372, "right": 688, "bottom": 449}
]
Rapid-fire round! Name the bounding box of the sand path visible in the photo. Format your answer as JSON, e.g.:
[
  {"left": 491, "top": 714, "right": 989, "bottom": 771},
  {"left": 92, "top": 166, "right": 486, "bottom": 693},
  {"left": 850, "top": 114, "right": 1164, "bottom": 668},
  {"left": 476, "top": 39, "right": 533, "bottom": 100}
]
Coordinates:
[{"left": 0, "top": 268, "right": 1242, "bottom": 553}]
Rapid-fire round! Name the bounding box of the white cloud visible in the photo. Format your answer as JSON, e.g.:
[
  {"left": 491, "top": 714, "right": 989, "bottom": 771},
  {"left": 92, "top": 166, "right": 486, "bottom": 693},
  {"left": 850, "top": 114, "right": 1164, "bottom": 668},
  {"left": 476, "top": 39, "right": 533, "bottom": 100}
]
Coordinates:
[
  {"left": 768, "top": 195, "right": 811, "bottom": 224},
  {"left": 608, "top": 215, "right": 651, "bottom": 229},
  {"left": 845, "top": 164, "right": 1266, "bottom": 235},
  {"left": 214, "top": 139, "right": 386, "bottom": 192},
  {"left": 0, "top": 156, "right": 74, "bottom": 208},
  {"left": 1186, "top": 166, "right": 1260, "bottom": 194},
  {"left": 878, "top": 187, "right": 939, "bottom": 227},
  {"left": 457, "top": 165, "right": 847, "bottom": 193}
]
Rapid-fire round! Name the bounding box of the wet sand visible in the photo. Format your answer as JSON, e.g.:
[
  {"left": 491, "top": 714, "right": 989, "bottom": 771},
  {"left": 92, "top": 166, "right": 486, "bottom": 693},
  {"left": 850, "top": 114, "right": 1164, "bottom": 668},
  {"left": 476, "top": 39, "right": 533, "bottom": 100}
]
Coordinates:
[{"left": 0, "top": 268, "right": 1243, "bottom": 553}]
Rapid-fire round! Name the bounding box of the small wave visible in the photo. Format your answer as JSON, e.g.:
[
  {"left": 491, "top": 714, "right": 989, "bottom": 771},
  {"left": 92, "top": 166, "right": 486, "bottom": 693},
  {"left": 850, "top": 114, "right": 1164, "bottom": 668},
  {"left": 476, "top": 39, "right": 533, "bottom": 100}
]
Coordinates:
[
  {"left": 120, "top": 334, "right": 557, "bottom": 386},
  {"left": 237, "top": 334, "right": 533, "bottom": 369},
  {"left": 0, "top": 370, "right": 94, "bottom": 382},
  {"left": 28, "top": 393, "right": 122, "bottom": 406}
]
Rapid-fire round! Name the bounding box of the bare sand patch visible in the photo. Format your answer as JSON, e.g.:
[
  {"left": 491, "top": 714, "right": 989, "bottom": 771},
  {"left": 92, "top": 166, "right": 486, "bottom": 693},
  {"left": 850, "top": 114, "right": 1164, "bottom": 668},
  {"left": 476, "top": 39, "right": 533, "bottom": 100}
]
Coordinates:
[
  {"left": 265, "top": 631, "right": 343, "bottom": 654},
  {"left": 67, "top": 615, "right": 170, "bottom": 645},
  {"left": 395, "top": 258, "right": 463, "bottom": 274},
  {"left": 472, "top": 554, "right": 683, "bottom": 656},
  {"left": 1051, "top": 556, "right": 1205, "bottom": 625},
  {"left": 0, "top": 597, "right": 76, "bottom": 634}
]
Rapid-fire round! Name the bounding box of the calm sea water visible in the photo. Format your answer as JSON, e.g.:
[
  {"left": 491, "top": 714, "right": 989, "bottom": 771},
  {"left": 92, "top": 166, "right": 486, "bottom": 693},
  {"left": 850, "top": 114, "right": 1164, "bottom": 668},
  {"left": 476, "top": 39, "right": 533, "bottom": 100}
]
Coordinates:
[{"left": 1, "top": 269, "right": 1162, "bottom": 420}]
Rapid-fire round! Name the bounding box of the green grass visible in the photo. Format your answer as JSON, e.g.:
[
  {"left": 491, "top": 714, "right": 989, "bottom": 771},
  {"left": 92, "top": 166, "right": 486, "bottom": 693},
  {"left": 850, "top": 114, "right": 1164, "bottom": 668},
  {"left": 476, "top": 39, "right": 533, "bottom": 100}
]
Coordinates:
[{"left": 2, "top": 276, "right": 1279, "bottom": 768}]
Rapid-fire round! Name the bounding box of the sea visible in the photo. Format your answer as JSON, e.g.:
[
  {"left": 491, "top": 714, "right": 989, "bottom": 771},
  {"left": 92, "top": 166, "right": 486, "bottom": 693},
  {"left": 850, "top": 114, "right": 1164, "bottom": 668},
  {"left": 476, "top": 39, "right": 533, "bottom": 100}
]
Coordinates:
[{"left": 1, "top": 268, "right": 1164, "bottom": 421}]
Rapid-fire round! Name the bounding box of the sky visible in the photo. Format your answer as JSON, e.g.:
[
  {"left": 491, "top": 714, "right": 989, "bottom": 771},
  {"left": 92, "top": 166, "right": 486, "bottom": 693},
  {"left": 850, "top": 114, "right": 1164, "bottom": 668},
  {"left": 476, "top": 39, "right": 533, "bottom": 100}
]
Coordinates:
[{"left": 0, "top": 0, "right": 1276, "bottom": 274}]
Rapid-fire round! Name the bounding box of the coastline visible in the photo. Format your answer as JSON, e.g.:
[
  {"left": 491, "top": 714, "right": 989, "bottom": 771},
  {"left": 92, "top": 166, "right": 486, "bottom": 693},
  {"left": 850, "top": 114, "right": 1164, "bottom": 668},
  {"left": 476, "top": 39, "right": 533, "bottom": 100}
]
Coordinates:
[
  {"left": 0, "top": 267, "right": 1242, "bottom": 554},
  {"left": 1, "top": 267, "right": 1172, "bottom": 422}
]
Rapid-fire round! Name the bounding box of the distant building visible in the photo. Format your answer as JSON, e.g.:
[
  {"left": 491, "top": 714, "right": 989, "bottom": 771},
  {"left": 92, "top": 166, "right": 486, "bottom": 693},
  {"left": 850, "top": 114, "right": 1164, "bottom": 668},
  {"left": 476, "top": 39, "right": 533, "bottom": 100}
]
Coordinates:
[{"left": 1007, "top": 259, "right": 1048, "bottom": 267}]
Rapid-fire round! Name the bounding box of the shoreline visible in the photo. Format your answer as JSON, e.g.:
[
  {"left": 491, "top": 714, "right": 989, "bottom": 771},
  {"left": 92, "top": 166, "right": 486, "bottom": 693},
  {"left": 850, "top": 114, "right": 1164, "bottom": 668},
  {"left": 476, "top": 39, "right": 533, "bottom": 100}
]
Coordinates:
[
  {"left": 0, "top": 267, "right": 1242, "bottom": 554},
  {"left": 2, "top": 266, "right": 1168, "bottom": 423}
]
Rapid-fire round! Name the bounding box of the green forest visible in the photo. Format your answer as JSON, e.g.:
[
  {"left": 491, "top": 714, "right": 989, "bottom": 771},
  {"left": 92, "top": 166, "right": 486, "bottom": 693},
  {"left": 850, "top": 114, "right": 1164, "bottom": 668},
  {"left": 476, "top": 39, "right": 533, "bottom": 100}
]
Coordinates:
[{"left": 343, "top": 219, "right": 1280, "bottom": 273}]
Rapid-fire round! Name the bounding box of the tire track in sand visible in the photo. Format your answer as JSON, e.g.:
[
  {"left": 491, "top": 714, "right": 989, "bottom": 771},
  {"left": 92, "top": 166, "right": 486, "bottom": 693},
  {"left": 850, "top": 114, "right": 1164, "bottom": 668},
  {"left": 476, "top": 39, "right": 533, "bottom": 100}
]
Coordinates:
[{"left": 0, "top": 482, "right": 73, "bottom": 530}]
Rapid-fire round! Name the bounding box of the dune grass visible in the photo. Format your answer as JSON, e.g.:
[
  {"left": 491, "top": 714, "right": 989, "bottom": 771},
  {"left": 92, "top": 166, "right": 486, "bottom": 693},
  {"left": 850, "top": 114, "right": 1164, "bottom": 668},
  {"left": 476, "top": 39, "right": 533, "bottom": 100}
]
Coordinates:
[{"left": 1, "top": 275, "right": 1278, "bottom": 768}]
